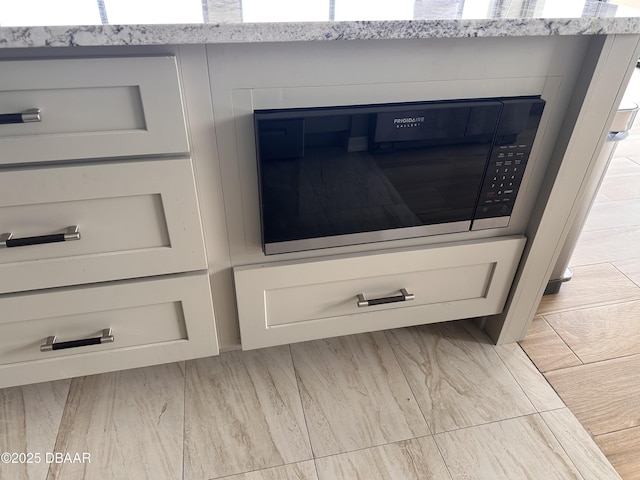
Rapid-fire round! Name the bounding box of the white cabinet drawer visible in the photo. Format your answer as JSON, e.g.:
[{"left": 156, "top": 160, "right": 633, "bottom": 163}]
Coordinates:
[
  {"left": 0, "top": 158, "right": 207, "bottom": 293},
  {"left": 234, "top": 236, "right": 526, "bottom": 349},
  {"left": 0, "top": 272, "right": 218, "bottom": 388},
  {"left": 0, "top": 56, "right": 188, "bottom": 164}
]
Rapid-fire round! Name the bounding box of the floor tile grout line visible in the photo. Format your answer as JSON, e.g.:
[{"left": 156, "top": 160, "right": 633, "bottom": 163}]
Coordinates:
[
  {"left": 538, "top": 294, "right": 640, "bottom": 319},
  {"left": 287, "top": 343, "right": 319, "bottom": 462},
  {"left": 594, "top": 424, "right": 640, "bottom": 439},
  {"left": 310, "top": 433, "right": 435, "bottom": 460},
  {"left": 384, "top": 323, "right": 560, "bottom": 434},
  {"left": 540, "top": 292, "right": 640, "bottom": 367},
  {"left": 516, "top": 319, "right": 581, "bottom": 375},
  {"left": 535, "top": 411, "right": 591, "bottom": 480},
  {"left": 581, "top": 197, "right": 640, "bottom": 234},
  {"left": 288, "top": 333, "right": 447, "bottom": 463},
  {"left": 182, "top": 361, "right": 188, "bottom": 480},
  {"left": 425, "top": 434, "right": 455, "bottom": 480},
  {"left": 311, "top": 432, "right": 456, "bottom": 480},
  {"left": 611, "top": 258, "right": 640, "bottom": 289},
  {"left": 206, "top": 458, "right": 316, "bottom": 480},
  {"left": 537, "top": 313, "right": 586, "bottom": 367},
  {"left": 429, "top": 411, "right": 560, "bottom": 436},
  {"left": 383, "top": 328, "right": 434, "bottom": 436},
  {"left": 515, "top": 337, "right": 555, "bottom": 374},
  {"left": 377, "top": 328, "right": 456, "bottom": 479},
  {"left": 540, "top": 353, "right": 640, "bottom": 451},
  {"left": 547, "top": 350, "right": 640, "bottom": 371},
  {"left": 312, "top": 456, "right": 322, "bottom": 480},
  {"left": 44, "top": 380, "right": 72, "bottom": 480},
  {"left": 301, "top": 409, "right": 575, "bottom": 464},
  {"left": 542, "top": 351, "right": 640, "bottom": 374},
  {"left": 248, "top": 334, "right": 458, "bottom": 477},
  {"left": 46, "top": 378, "right": 78, "bottom": 480},
  {"left": 490, "top": 342, "right": 543, "bottom": 413},
  {"left": 511, "top": 341, "right": 576, "bottom": 408}
]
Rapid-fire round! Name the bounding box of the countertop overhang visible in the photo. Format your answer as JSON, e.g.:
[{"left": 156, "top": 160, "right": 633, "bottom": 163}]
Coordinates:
[{"left": 2, "top": 0, "right": 640, "bottom": 48}]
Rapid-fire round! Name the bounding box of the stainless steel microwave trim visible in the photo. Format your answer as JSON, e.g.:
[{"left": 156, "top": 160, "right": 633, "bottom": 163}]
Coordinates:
[
  {"left": 471, "top": 216, "right": 511, "bottom": 231},
  {"left": 264, "top": 221, "right": 471, "bottom": 255}
]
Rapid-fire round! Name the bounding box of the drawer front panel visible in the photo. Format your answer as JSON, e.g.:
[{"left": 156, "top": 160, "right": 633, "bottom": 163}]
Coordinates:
[
  {"left": 266, "top": 262, "right": 494, "bottom": 327},
  {"left": 0, "top": 56, "right": 188, "bottom": 163},
  {"left": 0, "top": 273, "right": 218, "bottom": 388},
  {"left": 0, "top": 158, "right": 207, "bottom": 293},
  {"left": 234, "top": 236, "right": 526, "bottom": 349}
]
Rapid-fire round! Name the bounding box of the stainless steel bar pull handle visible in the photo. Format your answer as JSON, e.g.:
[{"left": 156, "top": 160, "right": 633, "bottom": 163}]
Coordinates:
[
  {"left": 357, "top": 288, "right": 415, "bottom": 307},
  {"left": 41, "top": 328, "right": 114, "bottom": 352},
  {"left": 0, "top": 225, "right": 80, "bottom": 248},
  {"left": 0, "top": 108, "right": 41, "bottom": 125}
]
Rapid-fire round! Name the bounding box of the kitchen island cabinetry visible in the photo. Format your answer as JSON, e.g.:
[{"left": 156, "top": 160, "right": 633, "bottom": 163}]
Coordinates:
[{"left": 1, "top": 0, "right": 640, "bottom": 385}]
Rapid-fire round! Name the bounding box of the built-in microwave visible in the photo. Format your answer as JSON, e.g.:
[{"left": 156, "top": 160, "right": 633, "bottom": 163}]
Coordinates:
[{"left": 254, "top": 96, "right": 545, "bottom": 255}]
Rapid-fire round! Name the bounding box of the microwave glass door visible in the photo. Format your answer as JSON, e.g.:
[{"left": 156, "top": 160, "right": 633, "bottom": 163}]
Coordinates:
[{"left": 256, "top": 101, "right": 503, "bottom": 254}]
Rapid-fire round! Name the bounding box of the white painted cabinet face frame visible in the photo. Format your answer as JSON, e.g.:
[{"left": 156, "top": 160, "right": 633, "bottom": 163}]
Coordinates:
[
  {"left": 0, "top": 56, "right": 188, "bottom": 163},
  {"left": 0, "top": 157, "right": 207, "bottom": 293},
  {"left": 234, "top": 236, "right": 526, "bottom": 349}
]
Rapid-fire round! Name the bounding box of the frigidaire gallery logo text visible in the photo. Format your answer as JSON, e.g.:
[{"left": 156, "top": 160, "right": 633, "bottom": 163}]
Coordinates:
[{"left": 393, "top": 116, "right": 425, "bottom": 128}]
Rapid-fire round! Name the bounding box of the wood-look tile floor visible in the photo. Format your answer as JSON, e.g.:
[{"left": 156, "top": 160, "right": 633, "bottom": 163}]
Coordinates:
[
  {"left": 0, "top": 318, "right": 621, "bottom": 480},
  {"left": 520, "top": 71, "right": 640, "bottom": 480}
]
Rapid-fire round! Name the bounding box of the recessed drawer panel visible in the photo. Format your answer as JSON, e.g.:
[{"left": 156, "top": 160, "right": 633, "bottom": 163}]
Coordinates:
[
  {"left": 234, "top": 236, "right": 526, "bottom": 349},
  {"left": 0, "top": 272, "right": 218, "bottom": 389},
  {"left": 0, "top": 158, "right": 206, "bottom": 293},
  {"left": 0, "top": 56, "right": 188, "bottom": 164}
]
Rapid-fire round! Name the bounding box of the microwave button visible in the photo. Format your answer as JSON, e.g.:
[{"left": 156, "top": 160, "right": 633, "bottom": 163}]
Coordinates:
[{"left": 477, "top": 203, "right": 511, "bottom": 217}]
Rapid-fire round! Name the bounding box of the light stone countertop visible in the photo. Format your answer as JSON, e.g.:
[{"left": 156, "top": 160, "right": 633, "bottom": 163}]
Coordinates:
[{"left": 1, "top": 0, "right": 640, "bottom": 48}]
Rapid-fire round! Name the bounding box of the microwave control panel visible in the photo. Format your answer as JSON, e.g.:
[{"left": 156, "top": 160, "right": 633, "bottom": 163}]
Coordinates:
[
  {"left": 474, "top": 144, "right": 531, "bottom": 219},
  {"left": 472, "top": 98, "right": 545, "bottom": 230}
]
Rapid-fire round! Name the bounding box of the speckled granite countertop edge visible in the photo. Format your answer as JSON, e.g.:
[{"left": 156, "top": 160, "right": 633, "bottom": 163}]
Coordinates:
[{"left": 2, "top": 16, "right": 640, "bottom": 49}]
